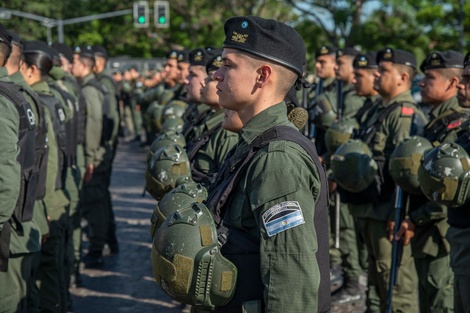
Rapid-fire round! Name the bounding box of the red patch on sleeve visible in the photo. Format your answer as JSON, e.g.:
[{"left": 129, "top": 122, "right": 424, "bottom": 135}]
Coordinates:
[
  {"left": 401, "top": 107, "right": 414, "bottom": 115},
  {"left": 447, "top": 119, "right": 462, "bottom": 129}
]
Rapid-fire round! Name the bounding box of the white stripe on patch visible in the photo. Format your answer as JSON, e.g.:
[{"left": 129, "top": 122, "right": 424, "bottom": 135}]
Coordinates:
[{"left": 262, "top": 201, "right": 305, "bottom": 237}]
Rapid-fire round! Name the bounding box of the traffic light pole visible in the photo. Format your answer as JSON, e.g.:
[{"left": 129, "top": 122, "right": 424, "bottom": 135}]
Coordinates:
[{"left": 0, "top": 7, "right": 133, "bottom": 43}]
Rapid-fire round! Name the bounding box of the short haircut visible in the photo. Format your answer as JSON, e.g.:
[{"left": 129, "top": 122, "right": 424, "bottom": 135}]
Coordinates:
[
  {"left": 395, "top": 63, "right": 416, "bottom": 87},
  {"left": 79, "top": 55, "right": 95, "bottom": 69},
  {"left": 0, "top": 42, "right": 11, "bottom": 66},
  {"left": 437, "top": 67, "right": 464, "bottom": 81},
  {"left": 237, "top": 51, "right": 297, "bottom": 97}
]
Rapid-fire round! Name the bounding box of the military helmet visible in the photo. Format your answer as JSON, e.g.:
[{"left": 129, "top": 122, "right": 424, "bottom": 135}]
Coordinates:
[
  {"left": 162, "top": 100, "right": 188, "bottom": 122},
  {"left": 160, "top": 116, "right": 184, "bottom": 135},
  {"left": 418, "top": 142, "right": 470, "bottom": 207},
  {"left": 389, "top": 136, "right": 433, "bottom": 195},
  {"left": 309, "top": 95, "right": 337, "bottom": 129},
  {"left": 330, "top": 139, "right": 378, "bottom": 193},
  {"left": 145, "top": 143, "right": 192, "bottom": 201},
  {"left": 147, "top": 130, "right": 186, "bottom": 164},
  {"left": 150, "top": 182, "right": 208, "bottom": 238},
  {"left": 325, "top": 118, "right": 359, "bottom": 154},
  {"left": 152, "top": 202, "right": 237, "bottom": 310}
]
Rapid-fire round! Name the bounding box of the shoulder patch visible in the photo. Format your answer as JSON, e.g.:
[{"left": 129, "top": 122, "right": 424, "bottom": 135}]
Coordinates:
[
  {"left": 262, "top": 201, "right": 305, "bottom": 237},
  {"left": 401, "top": 106, "right": 414, "bottom": 116},
  {"left": 447, "top": 119, "right": 462, "bottom": 129}
]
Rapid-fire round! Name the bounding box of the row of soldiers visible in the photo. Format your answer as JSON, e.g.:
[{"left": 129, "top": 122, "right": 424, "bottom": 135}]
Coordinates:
[
  {"left": 308, "top": 45, "right": 470, "bottom": 313},
  {"left": 141, "top": 35, "right": 470, "bottom": 312},
  {"left": 0, "top": 22, "right": 120, "bottom": 313}
]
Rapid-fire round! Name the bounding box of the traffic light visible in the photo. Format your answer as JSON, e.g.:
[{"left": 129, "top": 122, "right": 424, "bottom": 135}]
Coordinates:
[
  {"left": 154, "top": 1, "right": 170, "bottom": 28},
  {"left": 134, "top": 1, "right": 149, "bottom": 28}
]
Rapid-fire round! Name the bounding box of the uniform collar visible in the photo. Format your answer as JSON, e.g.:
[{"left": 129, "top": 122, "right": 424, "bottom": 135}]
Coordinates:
[
  {"left": 49, "top": 66, "right": 65, "bottom": 80},
  {"left": 0, "top": 66, "right": 9, "bottom": 80},
  {"left": 429, "top": 96, "right": 460, "bottom": 121},
  {"left": 81, "top": 72, "right": 95, "bottom": 85},
  {"left": 31, "top": 80, "right": 52, "bottom": 95},
  {"left": 381, "top": 90, "right": 414, "bottom": 107},
  {"left": 239, "top": 102, "right": 290, "bottom": 145}
]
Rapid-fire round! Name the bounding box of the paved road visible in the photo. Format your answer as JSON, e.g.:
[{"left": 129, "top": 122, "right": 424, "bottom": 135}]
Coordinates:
[{"left": 69, "top": 139, "right": 366, "bottom": 313}]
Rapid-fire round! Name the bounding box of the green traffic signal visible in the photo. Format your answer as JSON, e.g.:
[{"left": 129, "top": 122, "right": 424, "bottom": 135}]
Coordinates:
[
  {"left": 158, "top": 16, "right": 166, "bottom": 24},
  {"left": 138, "top": 16, "right": 146, "bottom": 24}
]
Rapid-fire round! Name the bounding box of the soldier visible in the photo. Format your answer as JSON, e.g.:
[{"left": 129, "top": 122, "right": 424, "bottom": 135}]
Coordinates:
[
  {"left": 308, "top": 45, "right": 338, "bottom": 155},
  {"left": 185, "top": 51, "right": 238, "bottom": 187},
  {"left": 329, "top": 50, "right": 375, "bottom": 306},
  {"left": 0, "top": 26, "right": 42, "bottom": 313},
  {"left": 92, "top": 45, "right": 120, "bottom": 255},
  {"left": 393, "top": 50, "right": 463, "bottom": 313},
  {"left": 72, "top": 45, "right": 112, "bottom": 268},
  {"left": 202, "top": 16, "right": 330, "bottom": 312},
  {"left": 21, "top": 39, "right": 71, "bottom": 313},
  {"left": 445, "top": 51, "right": 470, "bottom": 313},
  {"left": 52, "top": 42, "right": 74, "bottom": 75}
]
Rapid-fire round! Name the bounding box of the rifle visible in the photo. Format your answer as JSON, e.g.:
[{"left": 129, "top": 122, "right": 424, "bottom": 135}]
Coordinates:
[
  {"left": 307, "top": 78, "right": 324, "bottom": 142},
  {"left": 386, "top": 186, "right": 405, "bottom": 313},
  {"left": 333, "top": 80, "right": 344, "bottom": 248},
  {"left": 334, "top": 190, "right": 340, "bottom": 249}
]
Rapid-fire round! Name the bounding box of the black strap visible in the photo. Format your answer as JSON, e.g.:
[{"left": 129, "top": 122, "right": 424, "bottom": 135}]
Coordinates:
[
  {"left": 183, "top": 109, "right": 211, "bottom": 140},
  {"left": 186, "top": 124, "right": 222, "bottom": 161}
]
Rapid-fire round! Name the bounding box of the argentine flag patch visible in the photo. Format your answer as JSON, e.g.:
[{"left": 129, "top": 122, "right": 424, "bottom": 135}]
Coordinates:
[{"left": 262, "top": 201, "right": 305, "bottom": 237}]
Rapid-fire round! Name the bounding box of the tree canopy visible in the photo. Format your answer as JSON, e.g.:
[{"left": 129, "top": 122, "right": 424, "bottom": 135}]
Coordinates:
[{"left": 1, "top": 0, "right": 468, "bottom": 70}]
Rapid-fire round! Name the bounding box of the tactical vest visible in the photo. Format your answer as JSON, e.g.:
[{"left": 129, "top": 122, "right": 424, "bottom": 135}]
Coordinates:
[
  {"left": 63, "top": 75, "right": 87, "bottom": 145},
  {"left": 83, "top": 79, "right": 114, "bottom": 143},
  {"left": 49, "top": 84, "right": 79, "bottom": 166},
  {"left": 185, "top": 123, "right": 222, "bottom": 186},
  {"left": 183, "top": 109, "right": 211, "bottom": 141},
  {"left": 39, "top": 93, "right": 67, "bottom": 190},
  {"left": 0, "top": 81, "right": 37, "bottom": 222},
  {"left": 21, "top": 86, "right": 48, "bottom": 200},
  {"left": 0, "top": 82, "right": 37, "bottom": 272},
  {"left": 205, "top": 126, "right": 330, "bottom": 313},
  {"left": 424, "top": 109, "right": 470, "bottom": 144}
]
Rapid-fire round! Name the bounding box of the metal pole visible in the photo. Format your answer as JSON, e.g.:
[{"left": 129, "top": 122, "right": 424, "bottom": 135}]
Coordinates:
[
  {"left": 57, "top": 19, "right": 64, "bottom": 43},
  {"left": 46, "top": 26, "right": 52, "bottom": 44}
]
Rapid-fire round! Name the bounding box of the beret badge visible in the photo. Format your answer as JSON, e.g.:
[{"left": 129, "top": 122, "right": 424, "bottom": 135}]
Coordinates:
[
  {"left": 320, "top": 46, "right": 329, "bottom": 54},
  {"left": 357, "top": 56, "right": 368, "bottom": 67},
  {"left": 231, "top": 31, "right": 248, "bottom": 43},
  {"left": 169, "top": 51, "right": 178, "bottom": 59},
  {"left": 241, "top": 21, "right": 248, "bottom": 29},
  {"left": 383, "top": 49, "right": 392, "bottom": 59},
  {"left": 194, "top": 51, "right": 203, "bottom": 61},
  {"left": 212, "top": 56, "right": 223, "bottom": 68}
]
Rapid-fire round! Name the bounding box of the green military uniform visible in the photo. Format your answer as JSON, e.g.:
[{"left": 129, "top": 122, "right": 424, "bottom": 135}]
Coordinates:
[
  {"left": 404, "top": 96, "right": 463, "bottom": 313},
  {"left": 6, "top": 69, "right": 49, "bottom": 312},
  {"left": 79, "top": 72, "right": 111, "bottom": 262},
  {"left": 186, "top": 109, "right": 238, "bottom": 187},
  {"left": 32, "top": 80, "right": 70, "bottom": 313},
  {"left": 211, "top": 103, "right": 324, "bottom": 312},
  {"left": 96, "top": 70, "right": 120, "bottom": 253},
  {"left": 0, "top": 87, "right": 24, "bottom": 313},
  {"left": 350, "top": 90, "right": 423, "bottom": 312},
  {"left": 120, "top": 78, "right": 135, "bottom": 137}
]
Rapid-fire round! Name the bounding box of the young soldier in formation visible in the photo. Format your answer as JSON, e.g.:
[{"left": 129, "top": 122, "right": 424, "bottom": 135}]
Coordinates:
[
  {"left": 72, "top": 45, "right": 111, "bottom": 268},
  {"left": 393, "top": 50, "right": 464, "bottom": 313}
]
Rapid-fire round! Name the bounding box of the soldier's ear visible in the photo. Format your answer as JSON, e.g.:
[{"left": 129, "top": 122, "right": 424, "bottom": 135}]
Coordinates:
[{"left": 256, "top": 64, "right": 272, "bottom": 86}]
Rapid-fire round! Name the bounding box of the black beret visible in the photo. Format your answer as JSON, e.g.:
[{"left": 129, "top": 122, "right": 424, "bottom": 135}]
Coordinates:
[
  {"left": 24, "top": 40, "right": 53, "bottom": 58},
  {"left": 51, "top": 42, "right": 74, "bottom": 63},
  {"left": 337, "top": 48, "right": 360, "bottom": 59},
  {"left": 189, "top": 47, "right": 217, "bottom": 67},
  {"left": 222, "top": 16, "right": 306, "bottom": 76},
  {"left": 206, "top": 52, "right": 223, "bottom": 73},
  {"left": 74, "top": 45, "right": 95, "bottom": 60},
  {"left": 377, "top": 47, "right": 417, "bottom": 69},
  {"left": 177, "top": 49, "right": 190, "bottom": 63},
  {"left": 7, "top": 30, "right": 22, "bottom": 48},
  {"left": 0, "top": 23, "right": 12, "bottom": 48},
  {"left": 465, "top": 51, "right": 470, "bottom": 67},
  {"left": 92, "top": 45, "right": 108, "bottom": 59},
  {"left": 353, "top": 52, "right": 378, "bottom": 69},
  {"left": 166, "top": 49, "right": 181, "bottom": 60},
  {"left": 127, "top": 64, "right": 138, "bottom": 71},
  {"left": 420, "top": 50, "right": 464, "bottom": 72},
  {"left": 315, "top": 45, "right": 337, "bottom": 58}
]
